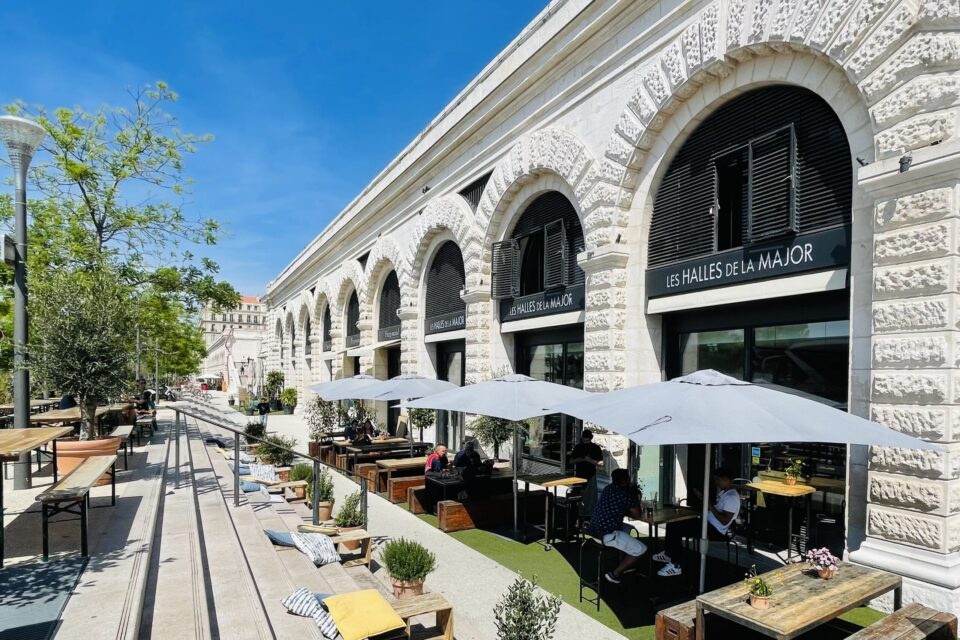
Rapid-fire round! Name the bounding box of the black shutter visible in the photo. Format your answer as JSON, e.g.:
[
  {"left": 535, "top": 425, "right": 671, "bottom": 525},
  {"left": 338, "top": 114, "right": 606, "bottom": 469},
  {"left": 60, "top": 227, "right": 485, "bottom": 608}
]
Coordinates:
[
  {"left": 304, "top": 318, "right": 312, "bottom": 355},
  {"left": 322, "top": 307, "right": 332, "bottom": 351},
  {"left": 346, "top": 293, "right": 360, "bottom": 340},
  {"left": 378, "top": 271, "right": 401, "bottom": 331},
  {"left": 543, "top": 220, "right": 567, "bottom": 289},
  {"left": 491, "top": 240, "right": 519, "bottom": 299},
  {"left": 458, "top": 173, "right": 491, "bottom": 212},
  {"left": 510, "top": 191, "right": 585, "bottom": 288},
  {"left": 426, "top": 241, "right": 466, "bottom": 317},
  {"left": 748, "top": 126, "right": 795, "bottom": 241}
]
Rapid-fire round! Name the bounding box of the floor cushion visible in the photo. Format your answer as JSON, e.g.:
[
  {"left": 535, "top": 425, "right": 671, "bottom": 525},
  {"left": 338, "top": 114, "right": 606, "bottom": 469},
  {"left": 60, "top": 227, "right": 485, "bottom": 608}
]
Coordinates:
[
  {"left": 291, "top": 532, "right": 339, "bottom": 566},
  {"left": 322, "top": 589, "right": 405, "bottom": 640}
]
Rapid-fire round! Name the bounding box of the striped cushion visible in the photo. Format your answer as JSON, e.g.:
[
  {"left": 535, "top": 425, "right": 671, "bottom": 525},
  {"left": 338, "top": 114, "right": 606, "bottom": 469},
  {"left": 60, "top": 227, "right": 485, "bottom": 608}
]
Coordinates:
[
  {"left": 291, "top": 532, "right": 340, "bottom": 566},
  {"left": 248, "top": 463, "right": 277, "bottom": 482},
  {"left": 312, "top": 607, "right": 338, "bottom": 639},
  {"left": 281, "top": 588, "right": 338, "bottom": 639}
]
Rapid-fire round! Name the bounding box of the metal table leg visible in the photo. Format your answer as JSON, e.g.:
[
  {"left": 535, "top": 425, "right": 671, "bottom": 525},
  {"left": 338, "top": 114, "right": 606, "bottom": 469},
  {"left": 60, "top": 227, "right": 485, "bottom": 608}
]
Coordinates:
[{"left": 52, "top": 439, "right": 59, "bottom": 483}]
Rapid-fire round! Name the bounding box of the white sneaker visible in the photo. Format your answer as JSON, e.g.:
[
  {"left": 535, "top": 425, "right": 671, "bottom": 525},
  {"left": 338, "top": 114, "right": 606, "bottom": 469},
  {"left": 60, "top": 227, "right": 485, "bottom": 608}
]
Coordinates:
[
  {"left": 658, "top": 563, "right": 682, "bottom": 577},
  {"left": 652, "top": 551, "right": 671, "bottom": 563}
]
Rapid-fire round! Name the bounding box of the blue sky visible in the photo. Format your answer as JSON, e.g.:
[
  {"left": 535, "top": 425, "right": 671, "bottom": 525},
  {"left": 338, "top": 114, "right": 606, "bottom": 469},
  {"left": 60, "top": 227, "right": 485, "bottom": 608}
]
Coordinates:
[{"left": 0, "top": 2, "right": 546, "bottom": 296}]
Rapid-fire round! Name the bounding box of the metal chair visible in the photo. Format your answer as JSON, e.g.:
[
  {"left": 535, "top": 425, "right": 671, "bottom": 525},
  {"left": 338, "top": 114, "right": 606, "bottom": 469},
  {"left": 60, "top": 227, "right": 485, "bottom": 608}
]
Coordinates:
[{"left": 577, "top": 519, "right": 618, "bottom": 611}]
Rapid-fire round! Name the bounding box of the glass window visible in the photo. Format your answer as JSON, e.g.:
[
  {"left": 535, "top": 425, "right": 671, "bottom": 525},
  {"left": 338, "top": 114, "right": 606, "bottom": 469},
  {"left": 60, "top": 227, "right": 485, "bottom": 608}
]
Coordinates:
[
  {"left": 752, "top": 320, "right": 849, "bottom": 403},
  {"left": 521, "top": 341, "right": 583, "bottom": 465},
  {"left": 679, "top": 329, "right": 745, "bottom": 378}
]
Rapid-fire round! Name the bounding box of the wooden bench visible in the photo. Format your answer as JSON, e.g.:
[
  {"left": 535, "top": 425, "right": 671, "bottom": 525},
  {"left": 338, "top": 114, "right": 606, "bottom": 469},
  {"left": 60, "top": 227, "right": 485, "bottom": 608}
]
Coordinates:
[
  {"left": 36, "top": 454, "right": 117, "bottom": 561},
  {"left": 391, "top": 592, "right": 453, "bottom": 640},
  {"left": 656, "top": 600, "right": 696, "bottom": 640},
  {"left": 108, "top": 425, "right": 134, "bottom": 469},
  {"left": 296, "top": 524, "right": 373, "bottom": 568},
  {"left": 389, "top": 476, "right": 426, "bottom": 503},
  {"left": 407, "top": 486, "right": 428, "bottom": 515},
  {"left": 848, "top": 603, "right": 957, "bottom": 640},
  {"left": 134, "top": 414, "right": 154, "bottom": 442},
  {"left": 437, "top": 490, "right": 546, "bottom": 533},
  {"left": 353, "top": 463, "right": 379, "bottom": 490}
]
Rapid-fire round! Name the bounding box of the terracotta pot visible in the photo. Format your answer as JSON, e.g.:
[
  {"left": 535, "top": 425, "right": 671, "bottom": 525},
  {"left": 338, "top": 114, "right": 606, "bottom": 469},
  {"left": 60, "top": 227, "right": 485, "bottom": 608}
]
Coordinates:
[
  {"left": 338, "top": 524, "right": 362, "bottom": 550},
  {"left": 749, "top": 595, "right": 771, "bottom": 610},
  {"left": 784, "top": 476, "right": 797, "bottom": 486},
  {"left": 391, "top": 578, "right": 425, "bottom": 600},
  {"left": 293, "top": 485, "right": 307, "bottom": 500},
  {"left": 317, "top": 500, "right": 334, "bottom": 522},
  {"left": 308, "top": 441, "right": 321, "bottom": 458},
  {"left": 817, "top": 567, "right": 836, "bottom": 580},
  {"left": 56, "top": 437, "right": 123, "bottom": 486},
  {"left": 277, "top": 468, "right": 290, "bottom": 482}
]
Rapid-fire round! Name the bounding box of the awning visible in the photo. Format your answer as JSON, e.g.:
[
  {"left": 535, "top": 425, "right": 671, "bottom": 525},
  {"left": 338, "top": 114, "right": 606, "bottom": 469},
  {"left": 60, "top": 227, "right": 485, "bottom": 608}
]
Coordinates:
[{"left": 346, "top": 338, "right": 401, "bottom": 357}]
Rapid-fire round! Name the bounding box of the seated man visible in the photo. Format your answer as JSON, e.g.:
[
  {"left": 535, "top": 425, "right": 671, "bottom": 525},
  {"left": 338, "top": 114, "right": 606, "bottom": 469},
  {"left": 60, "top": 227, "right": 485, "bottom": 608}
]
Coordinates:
[
  {"left": 655, "top": 466, "right": 740, "bottom": 577},
  {"left": 591, "top": 468, "right": 646, "bottom": 584},
  {"left": 453, "top": 440, "right": 484, "bottom": 499},
  {"left": 58, "top": 393, "right": 78, "bottom": 410},
  {"left": 424, "top": 444, "right": 448, "bottom": 475}
]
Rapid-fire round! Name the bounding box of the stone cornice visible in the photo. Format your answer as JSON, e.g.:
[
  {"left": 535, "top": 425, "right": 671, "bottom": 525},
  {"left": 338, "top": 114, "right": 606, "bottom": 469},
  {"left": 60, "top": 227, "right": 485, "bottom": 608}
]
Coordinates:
[
  {"left": 577, "top": 246, "right": 630, "bottom": 273},
  {"left": 461, "top": 287, "right": 490, "bottom": 304}
]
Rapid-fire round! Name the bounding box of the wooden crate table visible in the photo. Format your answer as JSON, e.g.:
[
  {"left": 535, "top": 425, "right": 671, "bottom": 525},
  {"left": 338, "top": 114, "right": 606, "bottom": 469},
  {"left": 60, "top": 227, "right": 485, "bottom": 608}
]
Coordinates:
[
  {"left": 377, "top": 454, "right": 450, "bottom": 493},
  {"left": 695, "top": 562, "right": 902, "bottom": 640},
  {"left": 0, "top": 426, "right": 74, "bottom": 566},
  {"left": 344, "top": 441, "right": 431, "bottom": 471},
  {"left": 746, "top": 480, "right": 816, "bottom": 561}
]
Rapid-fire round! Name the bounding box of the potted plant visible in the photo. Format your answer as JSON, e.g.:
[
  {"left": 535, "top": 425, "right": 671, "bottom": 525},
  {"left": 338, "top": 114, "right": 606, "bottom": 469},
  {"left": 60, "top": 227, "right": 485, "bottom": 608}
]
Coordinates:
[
  {"left": 334, "top": 490, "right": 365, "bottom": 550},
  {"left": 493, "top": 576, "right": 561, "bottom": 640},
  {"left": 305, "top": 396, "right": 337, "bottom": 457},
  {"left": 266, "top": 371, "right": 284, "bottom": 410},
  {"left": 408, "top": 408, "right": 436, "bottom": 442},
  {"left": 308, "top": 467, "right": 336, "bottom": 521},
  {"left": 288, "top": 463, "right": 313, "bottom": 500},
  {"left": 472, "top": 415, "right": 520, "bottom": 460},
  {"left": 227, "top": 394, "right": 235, "bottom": 406},
  {"left": 29, "top": 268, "right": 132, "bottom": 481},
  {"left": 745, "top": 565, "right": 773, "bottom": 609},
  {"left": 381, "top": 538, "right": 437, "bottom": 600},
  {"left": 245, "top": 400, "right": 256, "bottom": 416},
  {"left": 258, "top": 434, "right": 297, "bottom": 470},
  {"left": 280, "top": 387, "right": 297, "bottom": 414},
  {"left": 805, "top": 547, "right": 840, "bottom": 579},
  {"left": 244, "top": 420, "right": 266, "bottom": 446},
  {"left": 784, "top": 458, "right": 805, "bottom": 485}
]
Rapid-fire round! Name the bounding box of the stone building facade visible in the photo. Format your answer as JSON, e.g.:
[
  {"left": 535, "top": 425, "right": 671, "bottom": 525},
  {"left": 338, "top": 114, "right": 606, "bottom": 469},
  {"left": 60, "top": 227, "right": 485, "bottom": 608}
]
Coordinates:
[{"left": 263, "top": 0, "right": 960, "bottom": 611}]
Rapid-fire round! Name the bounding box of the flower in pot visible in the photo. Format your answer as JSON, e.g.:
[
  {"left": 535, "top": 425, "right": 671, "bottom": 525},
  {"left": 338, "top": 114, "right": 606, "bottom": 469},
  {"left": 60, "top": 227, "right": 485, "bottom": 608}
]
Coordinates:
[
  {"left": 280, "top": 387, "right": 297, "bottom": 414},
  {"left": 745, "top": 565, "right": 773, "bottom": 609},
  {"left": 288, "top": 463, "right": 313, "bottom": 501},
  {"left": 805, "top": 547, "right": 840, "bottom": 579},
  {"left": 784, "top": 458, "right": 805, "bottom": 485},
  {"left": 308, "top": 467, "right": 336, "bottom": 521},
  {"left": 381, "top": 538, "right": 436, "bottom": 600},
  {"left": 333, "top": 490, "right": 365, "bottom": 550}
]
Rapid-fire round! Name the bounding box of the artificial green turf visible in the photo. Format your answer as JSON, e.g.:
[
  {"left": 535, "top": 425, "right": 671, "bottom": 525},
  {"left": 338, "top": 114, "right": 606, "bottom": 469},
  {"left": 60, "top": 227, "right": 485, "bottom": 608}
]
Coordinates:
[{"left": 413, "top": 511, "right": 884, "bottom": 639}]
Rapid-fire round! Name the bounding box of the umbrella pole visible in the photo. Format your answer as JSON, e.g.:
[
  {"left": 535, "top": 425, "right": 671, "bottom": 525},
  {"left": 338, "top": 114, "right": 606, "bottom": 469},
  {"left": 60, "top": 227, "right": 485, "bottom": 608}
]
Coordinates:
[
  {"left": 513, "top": 426, "right": 519, "bottom": 537},
  {"left": 699, "top": 446, "right": 711, "bottom": 593}
]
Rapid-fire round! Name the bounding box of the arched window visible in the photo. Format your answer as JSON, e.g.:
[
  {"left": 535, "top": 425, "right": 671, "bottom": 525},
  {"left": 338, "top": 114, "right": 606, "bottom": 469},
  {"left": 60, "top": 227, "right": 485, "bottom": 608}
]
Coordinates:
[
  {"left": 304, "top": 317, "right": 312, "bottom": 356},
  {"left": 322, "top": 306, "right": 332, "bottom": 351},
  {"left": 649, "top": 85, "right": 851, "bottom": 269},
  {"left": 378, "top": 271, "right": 401, "bottom": 341},
  {"left": 346, "top": 291, "right": 360, "bottom": 347},
  {"left": 424, "top": 241, "right": 466, "bottom": 335}
]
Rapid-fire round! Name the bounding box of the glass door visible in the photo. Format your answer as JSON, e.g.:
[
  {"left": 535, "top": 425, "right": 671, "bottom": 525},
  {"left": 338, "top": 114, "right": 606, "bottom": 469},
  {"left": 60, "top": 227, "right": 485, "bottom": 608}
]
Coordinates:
[{"left": 437, "top": 340, "right": 465, "bottom": 449}]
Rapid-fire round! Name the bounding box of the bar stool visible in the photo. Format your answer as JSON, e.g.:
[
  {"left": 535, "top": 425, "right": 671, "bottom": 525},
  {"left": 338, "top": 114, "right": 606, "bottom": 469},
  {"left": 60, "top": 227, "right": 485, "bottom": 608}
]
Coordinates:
[
  {"left": 554, "top": 493, "right": 582, "bottom": 544},
  {"left": 577, "top": 520, "right": 620, "bottom": 611}
]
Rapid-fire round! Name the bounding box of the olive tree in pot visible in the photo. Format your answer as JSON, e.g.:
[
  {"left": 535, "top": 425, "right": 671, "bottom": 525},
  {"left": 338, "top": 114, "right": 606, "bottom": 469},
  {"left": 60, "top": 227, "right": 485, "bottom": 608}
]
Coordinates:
[
  {"left": 471, "top": 415, "right": 518, "bottom": 461},
  {"left": 258, "top": 434, "right": 297, "bottom": 480},
  {"left": 243, "top": 420, "right": 266, "bottom": 445},
  {"left": 407, "top": 408, "right": 435, "bottom": 442},
  {"left": 29, "top": 268, "right": 134, "bottom": 479},
  {"left": 266, "top": 371, "right": 284, "bottom": 410},
  {"left": 493, "top": 576, "right": 561, "bottom": 640},
  {"left": 307, "top": 467, "right": 335, "bottom": 521},
  {"left": 334, "top": 490, "right": 364, "bottom": 550},
  {"left": 280, "top": 387, "right": 297, "bottom": 414},
  {"left": 288, "top": 463, "right": 313, "bottom": 500},
  {"left": 304, "top": 396, "right": 337, "bottom": 457},
  {"left": 381, "top": 538, "right": 436, "bottom": 600}
]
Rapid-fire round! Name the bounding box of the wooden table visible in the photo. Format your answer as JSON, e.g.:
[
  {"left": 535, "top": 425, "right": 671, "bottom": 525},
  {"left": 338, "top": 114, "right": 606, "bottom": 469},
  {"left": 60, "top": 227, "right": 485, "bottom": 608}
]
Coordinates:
[
  {"left": 746, "top": 480, "right": 816, "bottom": 561},
  {"left": 695, "top": 562, "right": 901, "bottom": 639},
  {"left": 376, "top": 455, "right": 440, "bottom": 491},
  {"left": 519, "top": 474, "right": 588, "bottom": 550},
  {"left": 0, "top": 399, "right": 60, "bottom": 415},
  {"left": 633, "top": 505, "right": 701, "bottom": 579},
  {"left": 0, "top": 426, "right": 74, "bottom": 567},
  {"left": 425, "top": 468, "right": 514, "bottom": 513},
  {"left": 30, "top": 403, "right": 130, "bottom": 426},
  {"left": 344, "top": 441, "right": 431, "bottom": 471}
]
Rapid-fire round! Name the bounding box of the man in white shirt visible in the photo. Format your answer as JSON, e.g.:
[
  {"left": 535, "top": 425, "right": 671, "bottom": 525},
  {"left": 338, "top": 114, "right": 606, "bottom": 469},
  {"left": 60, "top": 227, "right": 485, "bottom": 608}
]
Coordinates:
[{"left": 655, "top": 466, "right": 740, "bottom": 577}]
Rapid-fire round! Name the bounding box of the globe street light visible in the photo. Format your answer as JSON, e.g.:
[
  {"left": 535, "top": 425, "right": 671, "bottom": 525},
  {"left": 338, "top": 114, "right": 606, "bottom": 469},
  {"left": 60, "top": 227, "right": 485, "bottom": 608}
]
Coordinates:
[{"left": 0, "top": 115, "right": 46, "bottom": 490}]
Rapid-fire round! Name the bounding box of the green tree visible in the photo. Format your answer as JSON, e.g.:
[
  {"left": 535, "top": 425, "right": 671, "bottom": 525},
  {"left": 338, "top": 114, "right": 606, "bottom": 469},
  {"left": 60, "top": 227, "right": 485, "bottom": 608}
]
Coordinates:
[
  {"left": 493, "top": 576, "right": 561, "bottom": 640},
  {"left": 29, "top": 266, "right": 136, "bottom": 439}
]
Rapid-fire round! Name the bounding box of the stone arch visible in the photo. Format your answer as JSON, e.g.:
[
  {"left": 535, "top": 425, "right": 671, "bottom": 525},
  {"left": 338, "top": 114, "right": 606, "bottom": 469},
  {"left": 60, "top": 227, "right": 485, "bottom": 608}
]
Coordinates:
[
  {"left": 333, "top": 260, "right": 366, "bottom": 314},
  {"left": 404, "top": 194, "right": 479, "bottom": 295},
  {"left": 475, "top": 127, "right": 600, "bottom": 263},
  {"left": 362, "top": 235, "right": 407, "bottom": 312},
  {"left": 597, "top": 0, "right": 938, "bottom": 236}
]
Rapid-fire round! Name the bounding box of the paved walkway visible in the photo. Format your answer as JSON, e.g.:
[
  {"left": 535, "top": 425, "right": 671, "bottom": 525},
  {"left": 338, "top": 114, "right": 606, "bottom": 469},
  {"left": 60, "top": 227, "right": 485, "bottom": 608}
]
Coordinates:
[{"left": 199, "top": 391, "right": 627, "bottom": 640}]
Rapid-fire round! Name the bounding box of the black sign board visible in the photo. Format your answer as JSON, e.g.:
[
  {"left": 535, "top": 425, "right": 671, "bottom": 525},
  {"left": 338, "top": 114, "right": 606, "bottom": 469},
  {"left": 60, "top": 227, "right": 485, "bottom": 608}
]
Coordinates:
[
  {"left": 646, "top": 227, "right": 850, "bottom": 298},
  {"left": 345, "top": 334, "right": 360, "bottom": 348},
  {"left": 378, "top": 325, "right": 401, "bottom": 342},
  {"left": 425, "top": 310, "right": 465, "bottom": 335},
  {"left": 500, "top": 285, "right": 585, "bottom": 323}
]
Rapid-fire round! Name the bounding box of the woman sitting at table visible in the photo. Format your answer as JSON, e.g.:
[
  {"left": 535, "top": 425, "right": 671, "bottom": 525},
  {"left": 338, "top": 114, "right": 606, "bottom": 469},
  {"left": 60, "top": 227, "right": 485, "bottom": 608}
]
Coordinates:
[
  {"left": 424, "top": 444, "right": 448, "bottom": 475},
  {"left": 655, "top": 466, "right": 740, "bottom": 577}
]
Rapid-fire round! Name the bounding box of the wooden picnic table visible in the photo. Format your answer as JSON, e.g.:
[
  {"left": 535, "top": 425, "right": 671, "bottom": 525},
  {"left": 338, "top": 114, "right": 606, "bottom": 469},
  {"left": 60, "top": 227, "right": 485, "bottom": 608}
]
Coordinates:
[
  {"left": 695, "top": 562, "right": 902, "bottom": 640},
  {"left": 0, "top": 399, "right": 60, "bottom": 415},
  {"left": 29, "top": 403, "right": 131, "bottom": 426},
  {"left": 0, "top": 426, "right": 75, "bottom": 567},
  {"left": 746, "top": 480, "right": 816, "bottom": 561},
  {"left": 344, "top": 442, "right": 431, "bottom": 470}
]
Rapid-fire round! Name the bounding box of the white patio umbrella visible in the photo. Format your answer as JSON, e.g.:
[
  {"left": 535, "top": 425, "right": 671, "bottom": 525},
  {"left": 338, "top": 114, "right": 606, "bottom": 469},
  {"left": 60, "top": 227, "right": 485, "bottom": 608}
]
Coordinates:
[
  {"left": 550, "top": 369, "right": 940, "bottom": 592},
  {"left": 307, "top": 374, "right": 378, "bottom": 401},
  {"left": 401, "top": 373, "right": 590, "bottom": 533}
]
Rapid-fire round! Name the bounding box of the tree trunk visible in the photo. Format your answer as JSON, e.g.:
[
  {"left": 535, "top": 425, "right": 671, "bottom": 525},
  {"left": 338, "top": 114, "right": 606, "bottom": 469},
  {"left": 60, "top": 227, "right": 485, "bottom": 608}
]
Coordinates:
[{"left": 80, "top": 399, "right": 98, "bottom": 440}]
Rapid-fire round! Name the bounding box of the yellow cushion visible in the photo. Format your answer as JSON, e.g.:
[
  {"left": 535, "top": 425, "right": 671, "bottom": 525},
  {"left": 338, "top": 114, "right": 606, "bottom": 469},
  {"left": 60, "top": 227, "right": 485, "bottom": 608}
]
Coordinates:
[{"left": 322, "top": 589, "right": 405, "bottom": 640}]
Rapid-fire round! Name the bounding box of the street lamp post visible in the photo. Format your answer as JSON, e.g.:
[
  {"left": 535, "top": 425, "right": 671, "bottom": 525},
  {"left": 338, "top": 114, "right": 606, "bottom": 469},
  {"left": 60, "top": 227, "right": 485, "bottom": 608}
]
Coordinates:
[{"left": 0, "top": 115, "right": 46, "bottom": 490}]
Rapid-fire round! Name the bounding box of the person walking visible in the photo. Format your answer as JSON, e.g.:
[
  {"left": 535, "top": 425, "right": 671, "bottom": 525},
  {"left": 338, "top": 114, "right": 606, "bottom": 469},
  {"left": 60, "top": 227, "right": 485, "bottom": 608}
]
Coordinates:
[{"left": 257, "top": 397, "right": 270, "bottom": 427}]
